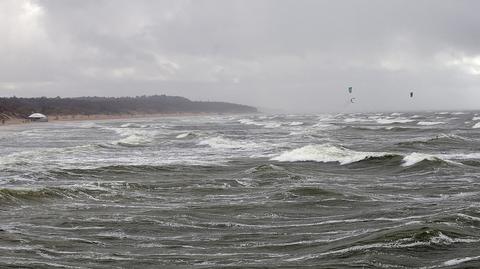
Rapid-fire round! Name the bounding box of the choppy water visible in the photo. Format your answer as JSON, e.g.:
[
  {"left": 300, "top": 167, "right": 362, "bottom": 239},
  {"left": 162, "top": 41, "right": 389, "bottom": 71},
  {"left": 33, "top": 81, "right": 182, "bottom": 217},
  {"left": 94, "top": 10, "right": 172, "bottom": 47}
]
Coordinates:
[{"left": 1, "top": 112, "right": 480, "bottom": 268}]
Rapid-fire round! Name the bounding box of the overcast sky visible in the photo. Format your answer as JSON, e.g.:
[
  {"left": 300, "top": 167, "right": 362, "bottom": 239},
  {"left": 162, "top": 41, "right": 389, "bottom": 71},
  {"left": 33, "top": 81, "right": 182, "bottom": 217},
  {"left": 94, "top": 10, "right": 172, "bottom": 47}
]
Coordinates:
[{"left": 1, "top": 0, "right": 480, "bottom": 112}]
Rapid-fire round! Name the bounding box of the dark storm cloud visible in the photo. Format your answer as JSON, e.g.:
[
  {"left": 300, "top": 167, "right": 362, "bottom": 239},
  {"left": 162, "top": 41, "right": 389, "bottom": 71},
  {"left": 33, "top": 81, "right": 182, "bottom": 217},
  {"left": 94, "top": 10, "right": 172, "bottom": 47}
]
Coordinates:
[{"left": 1, "top": 0, "right": 480, "bottom": 112}]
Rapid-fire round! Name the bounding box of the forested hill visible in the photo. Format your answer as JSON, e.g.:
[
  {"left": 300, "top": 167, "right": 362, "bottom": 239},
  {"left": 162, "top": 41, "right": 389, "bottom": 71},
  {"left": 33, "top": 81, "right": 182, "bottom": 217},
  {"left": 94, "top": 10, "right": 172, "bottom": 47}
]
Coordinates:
[{"left": 0, "top": 95, "right": 257, "bottom": 118}]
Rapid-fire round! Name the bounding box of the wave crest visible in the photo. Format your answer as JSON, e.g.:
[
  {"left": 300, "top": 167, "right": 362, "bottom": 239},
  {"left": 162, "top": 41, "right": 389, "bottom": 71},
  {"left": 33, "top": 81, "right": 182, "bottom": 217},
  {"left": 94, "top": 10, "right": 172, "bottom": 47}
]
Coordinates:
[
  {"left": 198, "top": 136, "right": 258, "bottom": 150},
  {"left": 417, "top": 121, "right": 445, "bottom": 126},
  {"left": 238, "top": 119, "right": 282, "bottom": 128},
  {"left": 176, "top": 132, "right": 197, "bottom": 139},
  {"left": 115, "top": 134, "right": 152, "bottom": 147},
  {"left": 376, "top": 118, "right": 415, "bottom": 124},
  {"left": 402, "top": 152, "right": 445, "bottom": 167},
  {"left": 271, "top": 144, "right": 390, "bottom": 165}
]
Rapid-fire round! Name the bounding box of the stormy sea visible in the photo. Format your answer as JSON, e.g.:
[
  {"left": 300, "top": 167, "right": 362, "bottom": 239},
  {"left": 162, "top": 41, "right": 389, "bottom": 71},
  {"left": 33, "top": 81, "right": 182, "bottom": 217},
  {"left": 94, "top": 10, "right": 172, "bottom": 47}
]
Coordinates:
[{"left": 1, "top": 111, "right": 480, "bottom": 268}]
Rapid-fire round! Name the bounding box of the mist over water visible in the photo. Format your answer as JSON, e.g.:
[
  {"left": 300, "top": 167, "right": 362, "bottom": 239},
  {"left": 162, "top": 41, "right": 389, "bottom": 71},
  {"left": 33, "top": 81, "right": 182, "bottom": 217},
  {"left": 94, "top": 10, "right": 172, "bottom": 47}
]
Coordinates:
[{"left": 1, "top": 112, "right": 480, "bottom": 268}]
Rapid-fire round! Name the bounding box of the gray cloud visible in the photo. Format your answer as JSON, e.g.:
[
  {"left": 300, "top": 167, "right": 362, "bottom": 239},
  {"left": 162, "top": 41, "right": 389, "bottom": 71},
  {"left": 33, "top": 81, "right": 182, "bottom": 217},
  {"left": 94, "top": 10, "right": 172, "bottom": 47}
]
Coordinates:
[{"left": 1, "top": 0, "right": 480, "bottom": 112}]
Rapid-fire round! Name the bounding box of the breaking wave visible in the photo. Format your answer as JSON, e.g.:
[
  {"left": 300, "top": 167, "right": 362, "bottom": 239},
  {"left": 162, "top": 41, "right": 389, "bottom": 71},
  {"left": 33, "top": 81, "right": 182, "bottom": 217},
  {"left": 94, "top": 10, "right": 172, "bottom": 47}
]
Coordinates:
[
  {"left": 176, "top": 132, "right": 198, "bottom": 139},
  {"left": 115, "top": 134, "right": 152, "bottom": 147},
  {"left": 401, "top": 152, "right": 440, "bottom": 167},
  {"left": 417, "top": 121, "right": 445, "bottom": 126},
  {"left": 108, "top": 127, "right": 159, "bottom": 147},
  {"left": 376, "top": 118, "right": 415, "bottom": 124},
  {"left": 260, "top": 122, "right": 281, "bottom": 128},
  {"left": 198, "top": 136, "right": 259, "bottom": 150},
  {"left": 120, "top": 123, "right": 151, "bottom": 128},
  {"left": 271, "top": 144, "right": 391, "bottom": 165},
  {"left": 270, "top": 145, "right": 465, "bottom": 168},
  {"left": 343, "top": 126, "right": 419, "bottom": 132},
  {"left": 238, "top": 119, "right": 282, "bottom": 128},
  {"left": 401, "top": 152, "right": 469, "bottom": 167},
  {"left": 238, "top": 119, "right": 263, "bottom": 126}
]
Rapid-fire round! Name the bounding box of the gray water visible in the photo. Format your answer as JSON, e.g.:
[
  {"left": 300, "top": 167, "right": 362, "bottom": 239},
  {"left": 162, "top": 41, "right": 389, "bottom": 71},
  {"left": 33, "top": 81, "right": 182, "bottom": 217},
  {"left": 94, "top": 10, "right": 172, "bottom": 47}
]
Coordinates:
[{"left": 1, "top": 112, "right": 480, "bottom": 268}]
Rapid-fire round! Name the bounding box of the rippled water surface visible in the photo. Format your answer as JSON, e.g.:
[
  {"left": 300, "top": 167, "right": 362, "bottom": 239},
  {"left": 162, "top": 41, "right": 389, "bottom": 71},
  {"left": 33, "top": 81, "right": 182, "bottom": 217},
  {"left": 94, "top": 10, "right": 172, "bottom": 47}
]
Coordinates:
[{"left": 1, "top": 112, "right": 480, "bottom": 268}]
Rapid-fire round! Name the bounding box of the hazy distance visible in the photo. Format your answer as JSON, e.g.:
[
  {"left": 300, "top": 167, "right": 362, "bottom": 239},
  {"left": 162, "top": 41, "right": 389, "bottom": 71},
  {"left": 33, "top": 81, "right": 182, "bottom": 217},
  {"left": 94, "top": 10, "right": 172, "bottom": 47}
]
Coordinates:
[{"left": 1, "top": 0, "right": 480, "bottom": 113}]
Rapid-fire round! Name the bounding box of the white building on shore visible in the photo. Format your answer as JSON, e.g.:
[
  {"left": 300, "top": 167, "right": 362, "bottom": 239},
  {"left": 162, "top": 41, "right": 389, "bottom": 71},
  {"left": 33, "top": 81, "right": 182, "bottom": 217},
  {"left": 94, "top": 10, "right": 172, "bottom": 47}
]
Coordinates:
[{"left": 28, "top": 113, "right": 48, "bottom": 122}]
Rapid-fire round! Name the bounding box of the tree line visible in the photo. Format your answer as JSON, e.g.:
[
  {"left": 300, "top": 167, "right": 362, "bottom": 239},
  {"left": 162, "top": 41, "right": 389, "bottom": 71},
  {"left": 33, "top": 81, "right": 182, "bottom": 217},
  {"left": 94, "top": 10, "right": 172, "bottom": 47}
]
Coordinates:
[{"left": 0, "top": 95, "right": 257, "bottom": 119}]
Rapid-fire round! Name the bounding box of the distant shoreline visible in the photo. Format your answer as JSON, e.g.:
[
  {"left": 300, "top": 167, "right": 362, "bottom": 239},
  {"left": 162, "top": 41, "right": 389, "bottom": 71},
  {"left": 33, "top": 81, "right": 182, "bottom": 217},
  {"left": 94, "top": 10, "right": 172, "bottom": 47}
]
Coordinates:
[
  {"left": 0, "top": 112, "right": 226, "bottom": 127},
  {"left": 0, "top": 95, "right": 258, "bottom": 123}
]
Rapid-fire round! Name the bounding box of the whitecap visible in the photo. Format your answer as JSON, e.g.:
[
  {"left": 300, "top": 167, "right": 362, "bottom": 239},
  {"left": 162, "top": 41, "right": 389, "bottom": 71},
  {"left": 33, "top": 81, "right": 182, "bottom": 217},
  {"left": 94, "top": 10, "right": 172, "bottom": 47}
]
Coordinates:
[
  {"left": 402, "top": 152, "right": 437, "bottom": 167},
  {"left": 473, "top": 122, "right": 480, "bottom": 129},
  {"left": 376, "top": 118, "right": 414, "bottom": 124},
  {"left": 473, "top": 116, "right": 480, "bottom": 121},
  {"left": 109, "top": 127, "right": 158, "bottom": 147},
  {"left": 176, "top": 133, "right": 190, "bottom": 139},
  {"left": 289, "top": 121, "right": 304, "bottom": 126},
  {"left": 263, "top": 122, "right": 282, "bottom": 128},
  {"left": 176, "top": 132, "right": 197, "bottom": 139},
  {"left": 120, "top": 123, "right": 147, "bottom": 128},
  {"left": 417, "top": 121, "right": 445, "bottom": 126},
  {"left": 312, "top": 123, "right": 335, "bottom": 129},
  {"left": 198, "top": 137, "right": 258, "bottom": 150},
  {"left": 271, "top": 144, "right": 389, "bottom": 165},
  {"left": 116, "top": 134, "right": 152, "bottom": 147},
  {"left": 238, "top": 119, "right": 263, "bottom": 126},
  {"left": 238, "top": 119, "right": 281, "bottom": 128},
  {"left": 307, "top": 123, "right": 338, "bottom": 132},
  {"left": 401, "top": 151, "right": 479, "bottom": 167}
]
